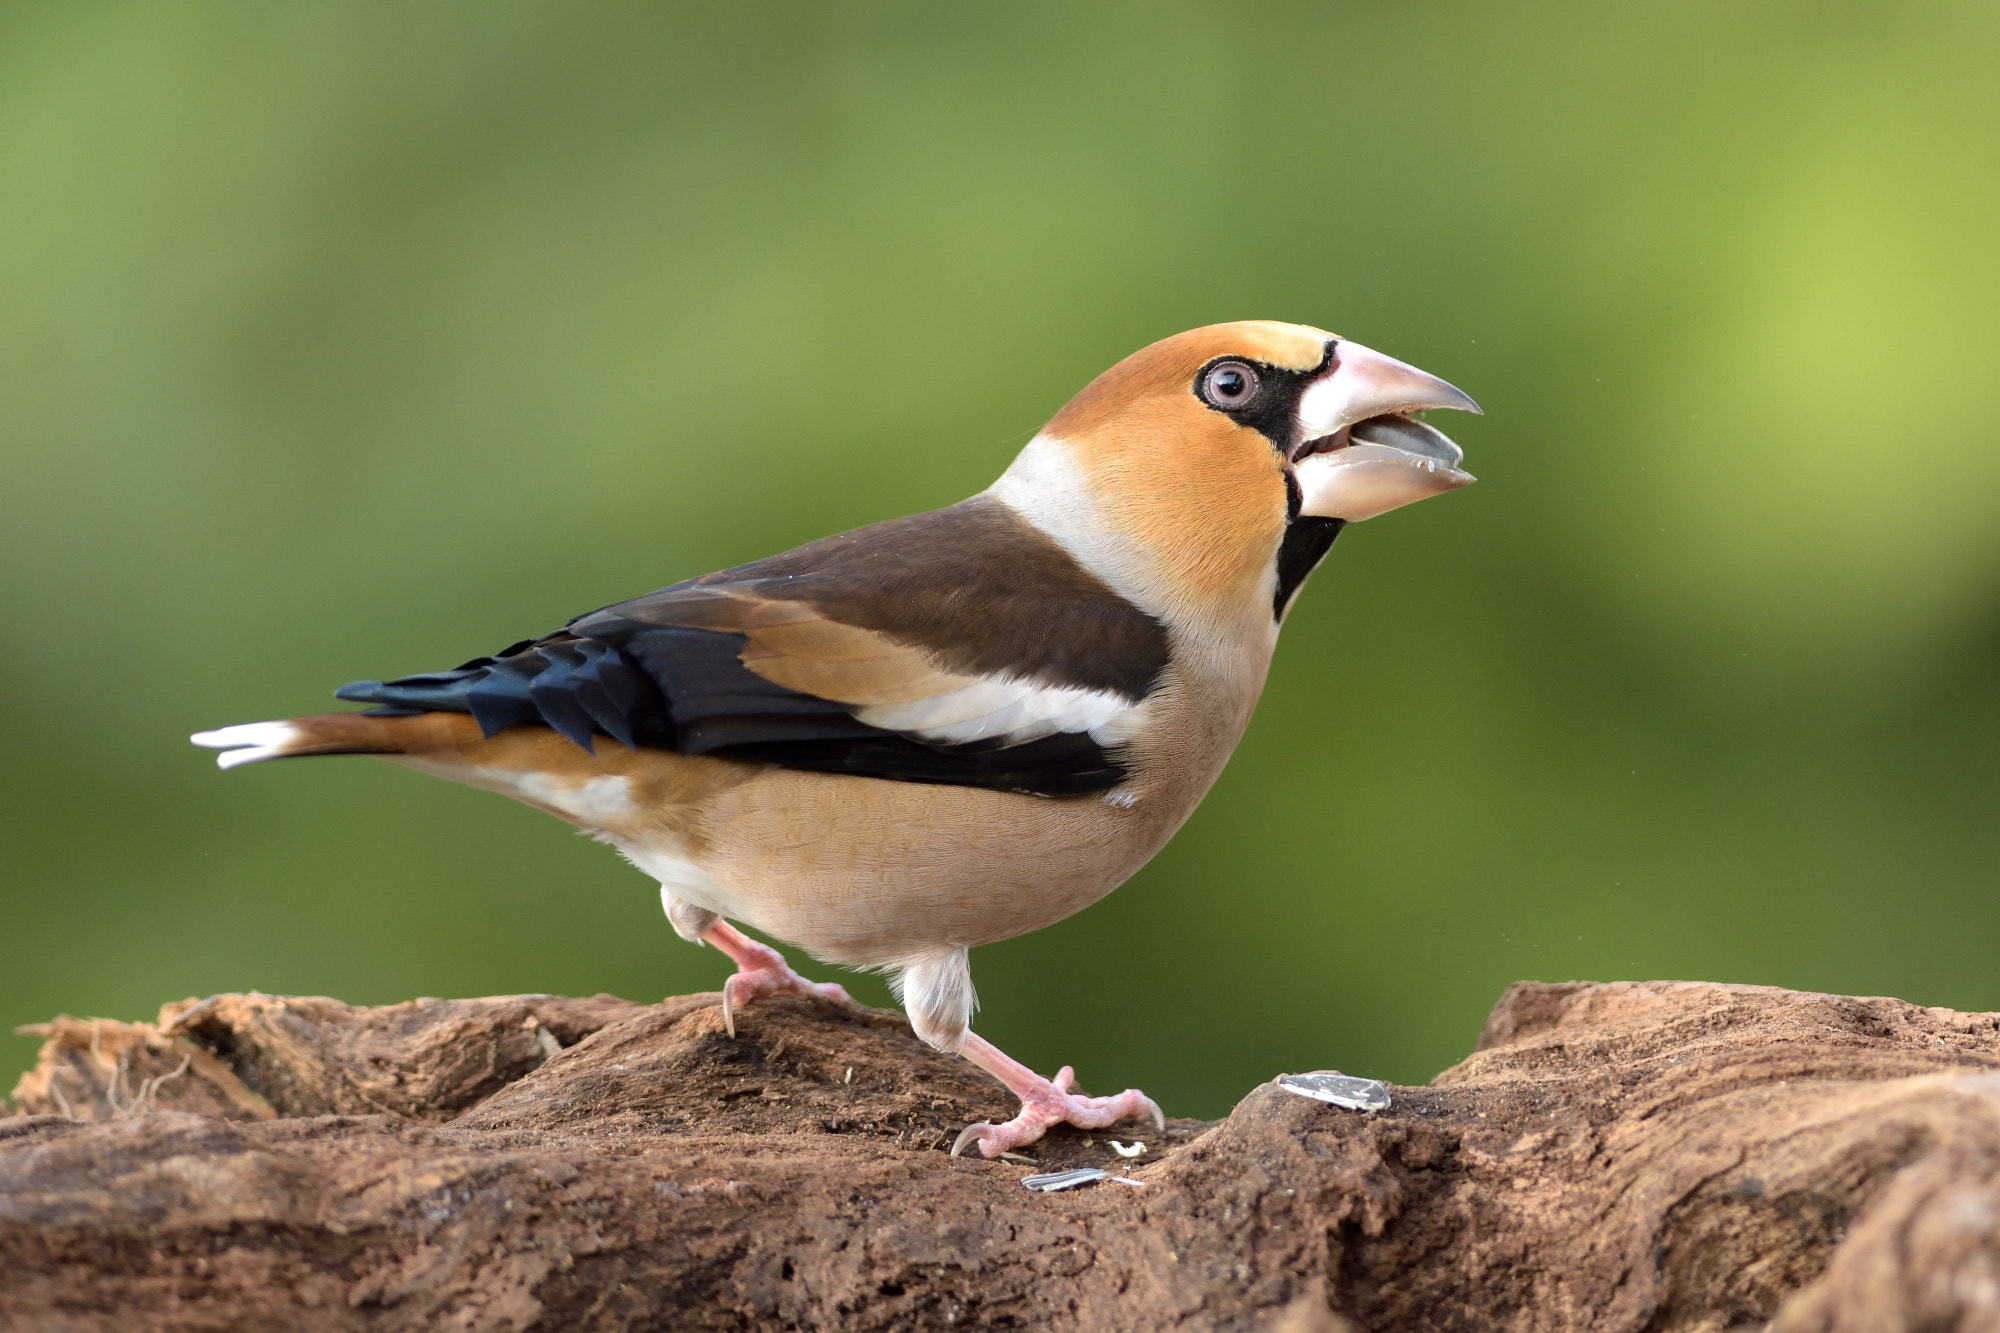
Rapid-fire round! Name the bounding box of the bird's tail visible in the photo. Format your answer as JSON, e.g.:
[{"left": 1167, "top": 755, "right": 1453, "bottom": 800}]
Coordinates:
[{"left": 190, "top": 711, "right": 444, "bottom": 770}]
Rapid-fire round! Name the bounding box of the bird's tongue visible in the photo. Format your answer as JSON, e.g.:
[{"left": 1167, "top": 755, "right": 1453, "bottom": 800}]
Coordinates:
[
  {"left": 1295, "top": 413, "right": 1465, "bottom": 469},
  {"left": 1350, "top": 414, "right": 1464, "bottom": 468},
  {"left": 1291, "top": 413, "right": 1475, "bottom": 522}
]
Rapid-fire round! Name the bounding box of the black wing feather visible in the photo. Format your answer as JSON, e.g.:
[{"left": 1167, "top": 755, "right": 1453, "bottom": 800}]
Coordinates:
[
  {"left": 335, "top": 621, "right": 1129, "bottom": 797},
  {"left": 333, "top": 497, "right": 1158, "bottom": 798}
]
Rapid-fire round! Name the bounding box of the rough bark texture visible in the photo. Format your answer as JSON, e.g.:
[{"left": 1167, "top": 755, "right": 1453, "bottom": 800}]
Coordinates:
[{"left": 8, "top": 979, "right": 2000, "bottom": 1330}]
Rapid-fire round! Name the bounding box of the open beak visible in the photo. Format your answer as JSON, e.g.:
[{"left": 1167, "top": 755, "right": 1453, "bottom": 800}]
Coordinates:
[{"left": 1291, "top": 340, "right": 1481, "bottom": 521}]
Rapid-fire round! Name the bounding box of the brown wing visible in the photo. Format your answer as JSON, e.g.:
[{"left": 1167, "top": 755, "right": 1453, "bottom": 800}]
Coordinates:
[
  {"left": 608, "top": 494, "right": 1168, "bottom": 698},
  {"left": 334, "top": 497, "right": 1167, "bottom": 797}
]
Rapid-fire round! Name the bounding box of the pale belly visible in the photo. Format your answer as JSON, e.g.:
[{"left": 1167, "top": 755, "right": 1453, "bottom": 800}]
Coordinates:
[
  {"left": 383, "top": 635, "right": 1268, "bottom": 971},
  {"left": 607, "top": 766, "right": 1194, "bottom": 969},
  {"left": 390, "top": 746, "right": 1200, "bottom": 967}
]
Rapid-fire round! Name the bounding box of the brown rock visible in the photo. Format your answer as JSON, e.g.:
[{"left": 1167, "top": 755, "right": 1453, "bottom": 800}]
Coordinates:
[{"left": 5, "top": 979, "right": 2000, "bottom": 1330}]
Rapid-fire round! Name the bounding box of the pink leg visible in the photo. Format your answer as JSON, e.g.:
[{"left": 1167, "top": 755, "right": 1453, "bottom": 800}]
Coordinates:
[
  {"left": 702, "top": 921, "right": 850, "bottom": 1037},
  {"left": 949, "top": 1031, "right": 1164, "bottom": 1159}
]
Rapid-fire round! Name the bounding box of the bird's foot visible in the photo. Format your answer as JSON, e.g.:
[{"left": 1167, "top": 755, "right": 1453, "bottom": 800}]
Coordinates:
[
  {"left": 720, "top": 967, "right": 850, "bottom": 1038},
  {"left": 948, "top": 1033, "right": 1164, "bottom": 1158},
  {"left": 702, "top": 921, "right": 849, "bottom": 1037}
]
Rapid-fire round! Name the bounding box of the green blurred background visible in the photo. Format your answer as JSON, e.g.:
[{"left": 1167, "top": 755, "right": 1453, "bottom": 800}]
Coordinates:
[{"left": 4, "top": 2, "right": 1998, "bottom": 1117}]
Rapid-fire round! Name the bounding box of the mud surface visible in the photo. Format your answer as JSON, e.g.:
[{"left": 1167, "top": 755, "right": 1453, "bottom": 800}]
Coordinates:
[{"left": 8, "top": 980, "right": 2000, "bottom": 1330}]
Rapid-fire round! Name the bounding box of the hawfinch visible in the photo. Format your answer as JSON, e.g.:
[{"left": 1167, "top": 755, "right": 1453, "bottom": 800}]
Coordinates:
[{"left": 193, "top": 321, "right": 1478, "bottom": 1157}]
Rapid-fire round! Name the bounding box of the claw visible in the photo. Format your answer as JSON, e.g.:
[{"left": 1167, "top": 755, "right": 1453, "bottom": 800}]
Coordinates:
[
  {"left": 718, "top": 967, "right": 848, "bottom": 1036},
  {"left": 947, "top": 1032, "right": 1164, "bottom": 1158},
  {"left": 951, "top": 1123, "right": 995, "bottom": 1158},
  {"left": 702, "top": 921, "right": 849, "bottom": 1038}
]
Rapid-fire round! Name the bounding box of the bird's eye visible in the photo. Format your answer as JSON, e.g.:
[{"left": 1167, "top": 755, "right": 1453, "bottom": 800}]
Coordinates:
[{"left": 1201, "top": 361, "right": 1261, "bottom": 409}]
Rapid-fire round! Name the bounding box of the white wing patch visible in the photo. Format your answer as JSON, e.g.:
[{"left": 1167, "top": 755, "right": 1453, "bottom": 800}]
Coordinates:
[{"left": 856, "top": 676, "right": 1145, "bottom": 749}]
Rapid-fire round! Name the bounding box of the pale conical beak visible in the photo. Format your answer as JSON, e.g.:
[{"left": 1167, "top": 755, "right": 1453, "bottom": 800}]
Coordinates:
[
  {"left": 1291, "top": 339, "right": 1481, "bottom": 522},
  {"left": 1296, "top": 339, "right": 1481, "bottom": 435}
]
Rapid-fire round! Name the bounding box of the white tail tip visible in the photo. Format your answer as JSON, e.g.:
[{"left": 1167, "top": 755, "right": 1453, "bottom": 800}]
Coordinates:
[{"left": 191, "top": 721, "right": 301, "bottom": 770}]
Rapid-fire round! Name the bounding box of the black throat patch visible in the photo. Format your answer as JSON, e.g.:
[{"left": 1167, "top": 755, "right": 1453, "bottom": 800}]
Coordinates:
[{"left": 1274, "top": 469, "right": 1343, "bottom": 619}]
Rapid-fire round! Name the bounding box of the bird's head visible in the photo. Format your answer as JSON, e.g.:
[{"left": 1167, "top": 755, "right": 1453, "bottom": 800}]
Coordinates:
[{"left": 990, "top": 321, "right": 1480, "bottom": 625}]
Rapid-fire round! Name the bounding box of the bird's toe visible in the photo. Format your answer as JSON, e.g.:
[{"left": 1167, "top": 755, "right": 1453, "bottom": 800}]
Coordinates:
[
  {"left": 718, "top": 965, "right": 851, "bottom": 1037},
  {"left": 949, "top": 1084, "right": 1161, "bottom": 1159}
]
